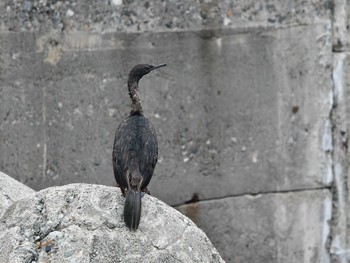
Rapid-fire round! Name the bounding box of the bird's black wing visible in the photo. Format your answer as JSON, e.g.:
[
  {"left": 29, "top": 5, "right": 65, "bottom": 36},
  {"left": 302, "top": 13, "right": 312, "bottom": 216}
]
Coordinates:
[
  {"left": 113, "top": 115, "right": 158, "bottom": 191},
  {"left": 138, "top": 117, "right": 158, "bottom": 190},
  {"left": 113, "top": 119, "right": 132, "bottom": 189}
]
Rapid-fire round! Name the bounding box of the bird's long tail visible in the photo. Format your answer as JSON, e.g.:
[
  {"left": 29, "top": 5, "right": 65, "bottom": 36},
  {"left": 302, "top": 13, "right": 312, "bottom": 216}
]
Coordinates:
[{"left": 124, "top": 189, "right": 142, "bottom": 231}]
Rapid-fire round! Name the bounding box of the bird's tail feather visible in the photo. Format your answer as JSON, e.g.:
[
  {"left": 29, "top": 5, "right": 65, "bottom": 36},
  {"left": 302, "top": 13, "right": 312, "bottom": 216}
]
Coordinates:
[{"left": 124, "top": 189, "right": 142, "bottom": 231}]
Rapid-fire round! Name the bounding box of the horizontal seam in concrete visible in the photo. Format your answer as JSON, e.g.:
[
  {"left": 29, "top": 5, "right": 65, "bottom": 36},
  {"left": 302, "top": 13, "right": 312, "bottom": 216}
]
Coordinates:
[
  {"left": 2, "top": 22, "right": 330, "bottom": 54},
  {"left": 173, "top": 186, "right": 331, "bottom": 207},
  {"left": 0, "top": 21, "right": 329, "bottom": 36}
]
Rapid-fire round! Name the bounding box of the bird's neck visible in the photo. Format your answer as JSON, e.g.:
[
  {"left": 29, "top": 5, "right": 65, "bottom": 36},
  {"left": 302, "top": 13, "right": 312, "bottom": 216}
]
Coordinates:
[{"left": 128, "top": 81, "right": 143, "bottom": 115}]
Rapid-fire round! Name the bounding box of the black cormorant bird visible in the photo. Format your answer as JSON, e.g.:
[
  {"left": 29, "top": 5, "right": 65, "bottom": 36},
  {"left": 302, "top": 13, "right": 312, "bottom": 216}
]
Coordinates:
[{"left": 112, "top": 63, "right": 166, "bottom": 231}]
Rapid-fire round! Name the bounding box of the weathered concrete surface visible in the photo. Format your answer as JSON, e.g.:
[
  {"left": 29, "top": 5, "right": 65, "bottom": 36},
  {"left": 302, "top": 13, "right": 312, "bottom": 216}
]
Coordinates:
[
  {"left": 0, "top": 171, "right": 35, "bottom": 218},
  {"left": 150, "top": 23, "right": 333, "bottom": 205},
  {"left": 0, "top": 23, "right": 333, "bottom": 206},
  {"left": 0, "top": 183, "right": 223, "bottom": 263},
  {"left": 0, "top": 0, "right": 331, "bottom": 32},
  {"left": 333, "top": 0, "right": 350, "bottom": 51},
  {"left": 329, "top": 53, "right": 350, "bottom": 263},
  {"left": 330, "top": 1, "right": 350, "bottom": 262},
  {"left": 177, "top": 189, "right": 332, "bottom": 263}
]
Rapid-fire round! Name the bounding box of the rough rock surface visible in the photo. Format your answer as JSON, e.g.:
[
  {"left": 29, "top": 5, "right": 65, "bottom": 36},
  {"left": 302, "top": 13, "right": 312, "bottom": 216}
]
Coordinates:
[
  {"left": 0, "top": 171, "right": 35, "bottom": 218},
  {"left": 0, "top": 183, "right": 223, "bottom": 263}
]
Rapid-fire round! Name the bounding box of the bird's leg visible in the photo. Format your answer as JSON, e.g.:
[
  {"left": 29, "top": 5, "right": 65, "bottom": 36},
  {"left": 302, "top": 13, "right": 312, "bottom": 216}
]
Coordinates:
[{"left": 141, "top": 187, "right": 150, "bottom": 195}]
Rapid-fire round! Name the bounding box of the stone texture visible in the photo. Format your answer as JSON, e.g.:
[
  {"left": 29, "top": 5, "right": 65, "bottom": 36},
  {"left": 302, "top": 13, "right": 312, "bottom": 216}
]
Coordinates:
[
  {"left": 176, "top": 189, "right": 332, "bottom": 263},
  {"left": 0, "top": 0, "right": 331, "bottom": 32},
  {"left": 0, "top": 183, "right": 223, "bottom": 263},
  {"left": 0, "top": 23, "right": 333, "bottom": 205},
  {"left": 0, "top": 171, "right": 35, "bottom": 218}
]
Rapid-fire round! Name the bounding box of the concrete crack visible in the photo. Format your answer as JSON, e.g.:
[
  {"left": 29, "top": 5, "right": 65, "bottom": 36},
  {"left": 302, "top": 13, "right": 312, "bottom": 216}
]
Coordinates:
[{"left": 173, "top": 186, "right": 331, "bottom": 207}]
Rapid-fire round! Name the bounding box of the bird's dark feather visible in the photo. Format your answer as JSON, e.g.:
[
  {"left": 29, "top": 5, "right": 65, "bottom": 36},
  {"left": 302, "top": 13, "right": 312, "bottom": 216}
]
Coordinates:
[
  {"left": 113, "top": 63, "right": 165, "bottom": 231},
  {"left": 112, "top": 114, "right": 158, "bottom": 192}
]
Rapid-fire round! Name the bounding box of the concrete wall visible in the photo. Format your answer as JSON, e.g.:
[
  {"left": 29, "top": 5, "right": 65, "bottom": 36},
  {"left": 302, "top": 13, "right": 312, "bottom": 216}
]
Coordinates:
[{"left": 0, "top": 0, "right": 348, "bottom": 262}]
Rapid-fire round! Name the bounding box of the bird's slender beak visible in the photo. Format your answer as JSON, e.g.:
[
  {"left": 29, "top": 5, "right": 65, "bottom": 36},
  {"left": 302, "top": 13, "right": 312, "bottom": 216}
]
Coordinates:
[{"left": 151, "top": 64, "right": 167, "bottom": 71}]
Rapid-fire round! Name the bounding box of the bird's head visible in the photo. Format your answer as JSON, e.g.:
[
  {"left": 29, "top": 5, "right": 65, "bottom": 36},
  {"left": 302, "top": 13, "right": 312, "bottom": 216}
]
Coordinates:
[{"left": 128, "top": 64, "right": 166, "bottom": 84}]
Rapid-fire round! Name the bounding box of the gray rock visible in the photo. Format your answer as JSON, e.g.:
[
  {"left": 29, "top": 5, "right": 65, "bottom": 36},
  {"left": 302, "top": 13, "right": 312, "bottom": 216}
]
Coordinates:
[
  {"left": 0, "top": 183, "right": 224, "bottom": 263},
  {"left": 0, "top": 171, "right": 35, "bottom": 218}
]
